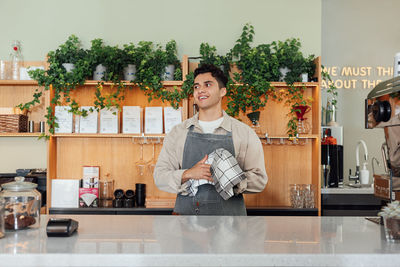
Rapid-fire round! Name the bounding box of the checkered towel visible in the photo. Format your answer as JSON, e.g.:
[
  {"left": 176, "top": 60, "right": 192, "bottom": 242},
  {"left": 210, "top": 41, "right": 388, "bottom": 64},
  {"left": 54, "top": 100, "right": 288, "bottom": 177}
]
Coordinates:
[{"left": 181, "top": 148, "right": 246, "bottom": 200}]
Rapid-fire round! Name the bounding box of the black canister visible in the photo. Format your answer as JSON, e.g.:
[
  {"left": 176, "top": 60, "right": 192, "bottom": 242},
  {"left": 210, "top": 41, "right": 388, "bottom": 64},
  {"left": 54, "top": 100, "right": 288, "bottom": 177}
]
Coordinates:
[
  {"left": 124, "top": 189, "right": 135, "bottom": 208},
  {"left": 113, "top": 198, "right": 123, "bottom": 208},
  {"left": 114, "top": 189, "right": 124, "bottom": 199},
  {"left": 135, "top": 183, "right": 146, "bottom": 207},
  {"left": 123, "top": 198, "right": 135, "bottom": 208}
]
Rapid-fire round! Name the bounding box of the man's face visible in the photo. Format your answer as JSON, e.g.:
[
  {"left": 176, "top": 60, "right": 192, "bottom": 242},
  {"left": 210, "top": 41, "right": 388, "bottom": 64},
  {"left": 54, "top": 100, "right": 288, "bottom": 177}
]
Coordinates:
[{"left": 193, "top": 72, "right": 226, "bottom": 111}]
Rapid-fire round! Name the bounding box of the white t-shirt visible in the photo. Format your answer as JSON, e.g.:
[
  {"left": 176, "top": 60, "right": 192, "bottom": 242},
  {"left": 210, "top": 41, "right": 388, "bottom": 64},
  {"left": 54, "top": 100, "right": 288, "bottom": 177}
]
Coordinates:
[{"left": 198, "top": 117, "right": 224, "bottom": 134}]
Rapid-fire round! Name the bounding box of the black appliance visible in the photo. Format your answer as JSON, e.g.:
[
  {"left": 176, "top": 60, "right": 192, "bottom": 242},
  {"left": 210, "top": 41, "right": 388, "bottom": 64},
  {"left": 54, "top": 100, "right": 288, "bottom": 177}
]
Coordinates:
[{"left": 365, "top": 76, "right": 400, "bottom": 200}]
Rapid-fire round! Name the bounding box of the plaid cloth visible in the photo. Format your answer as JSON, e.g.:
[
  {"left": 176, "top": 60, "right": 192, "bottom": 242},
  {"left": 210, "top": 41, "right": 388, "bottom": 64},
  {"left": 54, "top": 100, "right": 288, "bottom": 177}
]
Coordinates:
[{"left": 181, "top": 148, "right": 246, "bottom": 200}]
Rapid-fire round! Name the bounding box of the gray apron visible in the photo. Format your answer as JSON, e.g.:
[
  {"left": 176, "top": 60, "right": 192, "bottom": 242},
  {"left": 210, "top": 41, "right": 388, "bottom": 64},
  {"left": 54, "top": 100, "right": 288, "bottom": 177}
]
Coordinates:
[{"left": 173, "top": 125, "right": 246, "bottom": 216}]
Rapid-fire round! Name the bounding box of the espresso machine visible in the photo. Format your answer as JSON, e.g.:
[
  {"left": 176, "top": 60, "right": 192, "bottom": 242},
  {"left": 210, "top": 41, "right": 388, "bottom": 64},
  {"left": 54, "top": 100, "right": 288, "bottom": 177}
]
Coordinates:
[{"left": 365, "top": 76, "right": 400, "bottom": 201}]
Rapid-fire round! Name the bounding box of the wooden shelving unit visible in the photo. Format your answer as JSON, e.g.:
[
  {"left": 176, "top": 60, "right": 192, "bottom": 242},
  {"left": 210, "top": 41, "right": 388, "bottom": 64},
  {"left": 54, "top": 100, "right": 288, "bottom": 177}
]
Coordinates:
[
  {"left": 45, "top": 56, "right": 189, "bottom": 213},
  {"left": 2, "top": 57, "right": 321, "bottom": 215}
]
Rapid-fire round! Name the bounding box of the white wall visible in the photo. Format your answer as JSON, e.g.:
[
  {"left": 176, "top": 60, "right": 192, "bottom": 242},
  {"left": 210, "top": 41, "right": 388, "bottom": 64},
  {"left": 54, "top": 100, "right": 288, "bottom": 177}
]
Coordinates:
[
  {"left": 0, "top": 0, "right": 321, "bottom": 173},
  {"left": 321, "top": 0, "right": 400, "bottom": 182}
]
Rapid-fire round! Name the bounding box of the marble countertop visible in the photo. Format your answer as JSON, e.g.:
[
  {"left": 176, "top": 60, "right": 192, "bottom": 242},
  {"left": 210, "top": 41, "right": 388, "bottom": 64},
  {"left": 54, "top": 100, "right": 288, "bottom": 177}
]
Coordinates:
[
  {"left": 0, "top": 215, "right": 398, "bottom": 267},
  {"left": 321, "top": 185, "right": 374, "bottom": 194}
]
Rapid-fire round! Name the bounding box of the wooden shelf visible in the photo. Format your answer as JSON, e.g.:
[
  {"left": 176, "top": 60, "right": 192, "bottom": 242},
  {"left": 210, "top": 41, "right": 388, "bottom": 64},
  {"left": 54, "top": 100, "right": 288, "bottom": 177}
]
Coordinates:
[
  {"left": 0, "top": 132, "right": 42, "bottom": 137},
  {"left": 269, "top": 82, "right": 319, "bottom": 87},
  {"left": 0, "top": 80, "right": 184, "bottom": 87},
  {"left": 259, "top": 134, "right": 319, "bottom": 139},
  {"left": 83, "top": 80, "right": 184, "bottom": 86},
  {"left": 52, "top": 133, "right": 166, "bottom": 138},
  {"left": 0, "top": 80, "right": 38, "bottom": 85}
]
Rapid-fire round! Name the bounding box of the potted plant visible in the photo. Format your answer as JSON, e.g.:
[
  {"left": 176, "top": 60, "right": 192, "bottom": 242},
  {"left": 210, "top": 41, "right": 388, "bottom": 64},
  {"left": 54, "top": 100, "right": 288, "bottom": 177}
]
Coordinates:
[
  {"left": 199, "top": 43, "right": 230, "bottom": 76},
  {"left": 226, "top": 24, "right": 276, "bottom": 133},
  {"left": 54, "top": 34, "right": 86, "bottom": 73},
  {"left": 121, "top": 43, "right": 142, "bottom": 81},
  {"left": 271, "top": 38, "right": 315, "bottom": 84},
  {"left": 86, "top": 38, "right": 123, "bottom": 81},
  {"left": 161, "top": 40, "right": 181, "bottom": 81}
]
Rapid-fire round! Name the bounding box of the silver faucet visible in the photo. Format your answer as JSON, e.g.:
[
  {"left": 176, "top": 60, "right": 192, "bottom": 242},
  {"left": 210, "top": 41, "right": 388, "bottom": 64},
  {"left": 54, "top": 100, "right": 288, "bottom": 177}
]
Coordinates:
[
  {"left": 349, "top": 140, "right": 369, "bottom": 184},
  {"left": 371, "top": 157, "right": 380, "bottom": 176}
]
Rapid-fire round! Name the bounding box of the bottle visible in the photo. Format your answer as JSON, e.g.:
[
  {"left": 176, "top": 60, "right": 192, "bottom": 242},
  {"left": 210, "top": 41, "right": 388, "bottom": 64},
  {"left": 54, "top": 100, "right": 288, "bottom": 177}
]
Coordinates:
[
  {"left": 9, "top": 40, "right": 23, "bottom": 80},
  {"left": 359, "top": 162, "right": 370, "bottom": 185}
]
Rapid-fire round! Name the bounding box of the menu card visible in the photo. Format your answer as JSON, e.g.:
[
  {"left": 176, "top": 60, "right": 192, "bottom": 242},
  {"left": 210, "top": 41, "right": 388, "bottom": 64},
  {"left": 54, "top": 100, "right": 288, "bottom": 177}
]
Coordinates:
[
  {"left": 122, "top": 106, "right": 141, "bottom": 134},
  {"left": 145, "top": 107, "right": 163, "bottom": 134},
  {"left": 54, "top": 106, "right": 73, "bottom": 133},
  {"left": 164, "top": 107, "right": 182, "bottom": 133},
  {"left": 79, "top": 106, "right": 98, "bottom": 133},
  {"left": 51, "top": 179, "right": 80, "bottom": 208},
  {"left": 100, "top": 107, "right": 119, "bottom": 134}
]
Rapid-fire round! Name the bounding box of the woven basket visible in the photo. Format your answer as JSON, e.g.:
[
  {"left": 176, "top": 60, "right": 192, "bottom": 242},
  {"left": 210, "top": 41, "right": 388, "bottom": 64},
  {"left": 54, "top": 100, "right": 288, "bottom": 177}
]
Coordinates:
[{"left": 0, "top": 115, "right": 28, "bottom": 133}]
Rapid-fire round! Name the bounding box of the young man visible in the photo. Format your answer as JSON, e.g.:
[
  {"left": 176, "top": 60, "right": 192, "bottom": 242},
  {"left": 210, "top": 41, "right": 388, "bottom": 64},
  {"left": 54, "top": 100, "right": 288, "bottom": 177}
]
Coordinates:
[{"left": 154, "top": 64, "right": 267, "bottom": 215}]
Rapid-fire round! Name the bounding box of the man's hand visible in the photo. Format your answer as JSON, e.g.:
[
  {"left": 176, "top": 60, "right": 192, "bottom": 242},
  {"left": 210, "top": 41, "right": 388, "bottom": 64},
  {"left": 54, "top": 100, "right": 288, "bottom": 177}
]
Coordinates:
[{"left": 181, "top": 155, "right": 212, "bottom": 183}]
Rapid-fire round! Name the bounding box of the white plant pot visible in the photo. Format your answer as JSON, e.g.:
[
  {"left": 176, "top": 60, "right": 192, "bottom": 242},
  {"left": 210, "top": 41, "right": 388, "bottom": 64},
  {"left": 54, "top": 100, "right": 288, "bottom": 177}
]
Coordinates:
[
  {"left": 162, "top": 64, "right": 175, "bottom": 81},
  {"left": 279, "top": 67, "right": 290, "bottom": 82},
  {"left": 62, "top": 63, "right": 75, "bottom": 73},
  {"left": 93, "top": 64, "right": 107, "bottom": 80},
  {"left": 123, "top": 64, "right": 137, "bottom": 81},
  {"left": 301, "top": 73, "right": 308, "bottom": 82}
]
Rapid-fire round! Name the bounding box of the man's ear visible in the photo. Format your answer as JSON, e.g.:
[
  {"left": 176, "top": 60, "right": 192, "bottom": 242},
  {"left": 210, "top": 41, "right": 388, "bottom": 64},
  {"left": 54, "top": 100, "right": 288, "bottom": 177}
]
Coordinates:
[{"left": 220, "top": 87, "right": 227, "bottom": 97}]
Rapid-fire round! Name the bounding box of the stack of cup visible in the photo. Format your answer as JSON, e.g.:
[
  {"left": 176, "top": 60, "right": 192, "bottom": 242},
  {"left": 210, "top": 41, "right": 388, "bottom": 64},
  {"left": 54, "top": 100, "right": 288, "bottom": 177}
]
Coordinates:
[{"left": 135, "top": 183, "right": 146, "bottom": 207}]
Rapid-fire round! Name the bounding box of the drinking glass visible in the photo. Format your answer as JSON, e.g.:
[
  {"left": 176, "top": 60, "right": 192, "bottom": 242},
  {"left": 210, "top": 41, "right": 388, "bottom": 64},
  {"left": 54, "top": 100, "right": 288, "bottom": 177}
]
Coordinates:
[
  {"left": 99, "top": 180, "right": 114, "bottom": 200},
  {"left": 302, "top": 184, "right": 316, "bottom": 208},
  {"left": 289, "top": 184, "right": 303, "bottom": 208},
  {"left": 383, "top": 216, "right": 400, "bottom": 242}
]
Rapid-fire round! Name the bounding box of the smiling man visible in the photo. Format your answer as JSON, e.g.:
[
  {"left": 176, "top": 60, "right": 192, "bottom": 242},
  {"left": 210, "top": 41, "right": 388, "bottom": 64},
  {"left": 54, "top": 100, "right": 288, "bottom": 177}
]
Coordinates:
[{"left": 154, "top": 64, "right": 268, "bottom": 216}]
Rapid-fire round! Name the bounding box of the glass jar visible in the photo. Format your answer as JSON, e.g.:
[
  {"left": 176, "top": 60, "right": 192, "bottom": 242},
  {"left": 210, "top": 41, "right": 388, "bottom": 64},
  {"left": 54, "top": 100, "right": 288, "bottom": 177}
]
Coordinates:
[
  {"left": 9, "top": 40, "right": 23, "bottom": 80},
  {"left": 0, "top": 177, "right": 41, "bottom": 230}
]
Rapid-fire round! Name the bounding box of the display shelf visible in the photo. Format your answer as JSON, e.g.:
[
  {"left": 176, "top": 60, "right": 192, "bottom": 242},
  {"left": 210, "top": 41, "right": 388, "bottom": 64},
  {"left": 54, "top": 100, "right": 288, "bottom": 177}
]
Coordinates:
[
  {"left": 259, "top": 134, "right": 319, "bottom": 139},
  {"left": 0, "top": 133, "right": 42, "bottom": 137},
  {"left": 82, "top": 80, "right": 184, "bottom": 87},
  {"left": 0, "top": 80, "right": 38, "bottom": 85},
  {"left": 52, "top": 133, "right": 166, "bottom": 138}
]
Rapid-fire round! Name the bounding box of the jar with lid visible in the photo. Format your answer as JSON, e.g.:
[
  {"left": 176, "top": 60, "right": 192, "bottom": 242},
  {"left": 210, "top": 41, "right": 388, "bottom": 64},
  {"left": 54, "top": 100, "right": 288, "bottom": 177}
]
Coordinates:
[{"left": 0, "top": 177, "right": 41, "bottom": 230}]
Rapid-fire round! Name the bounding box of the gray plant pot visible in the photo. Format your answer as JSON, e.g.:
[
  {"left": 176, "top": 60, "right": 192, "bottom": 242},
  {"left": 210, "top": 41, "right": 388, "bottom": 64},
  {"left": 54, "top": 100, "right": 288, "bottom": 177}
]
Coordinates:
[
  {"left": 301, "top": 73, "right": 308, "bottom": 82},
  {"left": 93, "top": 64, "right": 107, "bottom": 80},
  {"left": 62, "top": 63, "right": 75, "bottom": 73},
  {"left": 123, "top": 64, "right": 137, "bottom": 81},
  {"left": 162, "top": 64, "right": 175, "bottom": 81},
  {"left": 279, "top": 67, "right": 290, "bottom": 82}
]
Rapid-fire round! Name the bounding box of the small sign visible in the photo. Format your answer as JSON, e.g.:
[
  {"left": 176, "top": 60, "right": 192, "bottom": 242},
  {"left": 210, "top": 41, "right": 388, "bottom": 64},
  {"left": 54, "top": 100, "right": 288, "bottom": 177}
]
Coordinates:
[
  {"left": 100, "top": 107, "right": 118, "bottom": 133},
  {"left": 145, "top": 107, "right": 163, "bottom": 134}
]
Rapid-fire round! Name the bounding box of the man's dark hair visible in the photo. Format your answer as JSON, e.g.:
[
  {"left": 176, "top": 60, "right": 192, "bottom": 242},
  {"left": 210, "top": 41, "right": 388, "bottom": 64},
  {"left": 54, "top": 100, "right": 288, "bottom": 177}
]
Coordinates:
[{"left": 194, "top": 64, "right": 228, "bottom": 89}]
